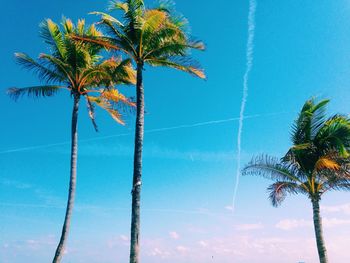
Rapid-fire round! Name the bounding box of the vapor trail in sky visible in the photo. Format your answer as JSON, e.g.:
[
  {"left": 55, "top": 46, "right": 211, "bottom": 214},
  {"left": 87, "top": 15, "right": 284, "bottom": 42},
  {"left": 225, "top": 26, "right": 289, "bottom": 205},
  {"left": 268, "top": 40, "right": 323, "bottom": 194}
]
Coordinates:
[
  {"left": 0, "top": 111, "right": 288, "bottom": 155},
  {"left": 232, "top": 0, "right": 257, "bottom": 211}
]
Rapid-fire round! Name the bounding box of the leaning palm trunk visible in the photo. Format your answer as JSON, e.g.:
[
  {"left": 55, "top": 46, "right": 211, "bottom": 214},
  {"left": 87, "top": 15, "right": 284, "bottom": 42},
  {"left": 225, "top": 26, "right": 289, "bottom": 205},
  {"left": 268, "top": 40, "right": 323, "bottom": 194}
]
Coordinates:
[
  {"left": 129, "top": 64, "right": 145, "bottom": 263},
  {"left": 312, "top": 199, "right": 328, "bottom": 263},
  {"left": 53, "top": 94, "right": 80, "bottom": 263}
]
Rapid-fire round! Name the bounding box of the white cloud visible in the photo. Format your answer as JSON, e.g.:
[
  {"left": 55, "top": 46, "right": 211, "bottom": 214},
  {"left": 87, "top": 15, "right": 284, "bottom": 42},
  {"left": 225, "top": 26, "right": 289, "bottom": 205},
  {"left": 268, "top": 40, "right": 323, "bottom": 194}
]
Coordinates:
[
  {"left": 169, "top": 231, "right": 180, "bottom": 240},
  {"left": 107, "top": 235, "right": 130, "bottom": 248},
  {"left": 119, "top": 235, "right": 129, "bottom": 242},
  {"left": 0, "top": 178, "right": 32, "bottom": 189},
  {"left": 176, "top": 245, "right": 189, "bottom": 254},
  {"left": 323, "top": 218, "right": 350, "bottom": 228},
  {"left": 149, "top": 247, "right": 170, "bottom": 257},
  {"left": 276, "top": 219, "right": 312, "bottom": 230},
  {"left": 276, "top": 217, "right": 350, "bottom": 230},
  {"left": 0, "top": 178, "right": 63, "bottom": 206},
  {"left": 198, "top": 240, "right": 208, "bottom": 247},
  {"left": 322, "top": 203, "right": 350, "bottom": 215}
]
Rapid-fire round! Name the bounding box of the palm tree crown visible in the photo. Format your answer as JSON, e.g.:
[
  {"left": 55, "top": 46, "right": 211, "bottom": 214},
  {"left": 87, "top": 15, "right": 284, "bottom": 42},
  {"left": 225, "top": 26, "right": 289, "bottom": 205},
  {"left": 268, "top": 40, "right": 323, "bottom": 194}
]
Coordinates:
[
  {"left": 243, "top": 99, "right": 350, "bottom": 205},
  {"left": 8, "top": 17, "right": 136, "bottom": 126},
  {"left": 72, "top": 0, "right": 205, "bottom": 77}
]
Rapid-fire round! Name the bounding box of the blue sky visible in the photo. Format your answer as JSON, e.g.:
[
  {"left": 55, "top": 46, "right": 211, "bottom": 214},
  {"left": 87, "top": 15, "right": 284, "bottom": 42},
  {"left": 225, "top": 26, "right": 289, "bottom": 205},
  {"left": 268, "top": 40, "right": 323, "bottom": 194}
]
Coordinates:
[{"left": 1, "top": 0, "right": 350, "bottom": 262}]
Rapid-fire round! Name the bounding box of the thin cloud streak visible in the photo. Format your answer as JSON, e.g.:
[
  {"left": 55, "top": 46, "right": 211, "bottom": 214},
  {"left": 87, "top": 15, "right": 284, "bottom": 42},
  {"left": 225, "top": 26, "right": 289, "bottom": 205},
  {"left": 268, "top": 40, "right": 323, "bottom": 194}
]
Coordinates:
[
  {"left": 0, "top": 202, "right": 255, "bottom": 219},
  {"left": 0, "top": 111, "right": 287, "bottom": 155},
  {"left": 232, "top": 0, "right": 257, "bottom": 211}
]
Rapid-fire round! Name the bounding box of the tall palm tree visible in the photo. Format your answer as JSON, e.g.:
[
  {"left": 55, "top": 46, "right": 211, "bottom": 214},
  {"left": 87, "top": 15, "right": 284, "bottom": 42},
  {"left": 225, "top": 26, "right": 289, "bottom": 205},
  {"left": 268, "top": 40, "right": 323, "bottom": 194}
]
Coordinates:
[
  {"left": 7, "top": 18, "right": 135, "bottom": 263},
  {"left": 72, "top": 1, "right": 205, "bottom": 262},
  {"left": 243, "top": 99, "right": 350, "bottom": 263}
]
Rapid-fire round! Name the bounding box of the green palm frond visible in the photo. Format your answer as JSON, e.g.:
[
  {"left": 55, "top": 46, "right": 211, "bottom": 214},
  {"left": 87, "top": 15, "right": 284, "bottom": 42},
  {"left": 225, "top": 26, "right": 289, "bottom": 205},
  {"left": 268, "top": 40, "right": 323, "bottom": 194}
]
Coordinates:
[
  {"left": 39, "top": 53, "right": 73, "bottom": 82},
  {"left": 323, "top": 176, "right": 350, "bottom": 192},
  {"left": 267, "top": 181, "right": 304, "bottom": 207},
  {"left": 7, "top": 85, "right": 64, "bottom": 101},
  {"left": 292, "top": 98, "right": 329, "bottom": 145},
  {"left": 15, "top": 53, "right": 65, "bottom": 84},
  {"left": 40, "top": 19, "right": 67, "bottom": 59},
  {"left": 90, "top": 11, "right": 124, "bottom": 27},
  {"left": 141, "top": 9, "right": 168, "bottom": 33},
  {"left": 101, "top": 58, "right": 136, "bottom": 85},
  {"left": 108, "top": 1, "right": 129, "bottom": 13},
  {"left": 146, "top": 56, "right": 205, "bottom": 79},
  {"left": 80, "top": 57, "right": 136, "bottom": 89},
  {"left": 108, "top": 0, "right": 145, "bottom": 41},
  {"left": 76, "top": 19, "right": 86, "bottom": 35},
  {"left": 89, "top": 12, "right": 138, "bottom": 57},
  {"left": 329, "top": 182, "right": 350, "bottom": 191},
  {"left": 61, "top": 17, "right": 74, "bottom": 34},
  {"left": 70, "top": 34, "right": 134, "bottom": 58},
  {"left": 314, "top": 115, "right": 350, "bottom": 157},
  {"left": 143, "top": 41, "right": 204, "bottom": 60},
  {"left": 242, "top": 155, "right": 307, "bottom": 184}
]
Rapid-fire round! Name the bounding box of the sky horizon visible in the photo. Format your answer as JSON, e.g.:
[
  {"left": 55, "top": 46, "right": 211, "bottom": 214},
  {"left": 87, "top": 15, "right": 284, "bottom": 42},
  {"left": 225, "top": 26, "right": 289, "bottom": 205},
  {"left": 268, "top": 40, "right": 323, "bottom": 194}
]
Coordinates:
[{"left": 1, "top": 0, "right": 350, "bottom": 262}]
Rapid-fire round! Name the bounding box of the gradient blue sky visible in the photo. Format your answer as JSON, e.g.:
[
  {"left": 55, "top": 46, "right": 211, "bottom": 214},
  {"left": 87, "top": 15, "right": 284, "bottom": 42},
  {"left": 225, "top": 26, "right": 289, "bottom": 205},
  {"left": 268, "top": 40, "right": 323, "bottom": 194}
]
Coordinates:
[{"left": 1, "top": 0, "right": 350, "bottom": 262}]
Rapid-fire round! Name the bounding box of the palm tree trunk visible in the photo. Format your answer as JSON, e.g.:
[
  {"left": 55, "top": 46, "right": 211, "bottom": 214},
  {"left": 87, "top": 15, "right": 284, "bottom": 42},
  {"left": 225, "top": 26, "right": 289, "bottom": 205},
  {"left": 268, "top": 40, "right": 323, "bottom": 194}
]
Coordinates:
[
  {"left": 129, "top": 63, "right": 144, "bottom": 263},
  {"left": 312, "top": 199, "right": 328, "bottom": 263},
  {"left": 53, "top": 94, "right": 80, "bottom": 263}
]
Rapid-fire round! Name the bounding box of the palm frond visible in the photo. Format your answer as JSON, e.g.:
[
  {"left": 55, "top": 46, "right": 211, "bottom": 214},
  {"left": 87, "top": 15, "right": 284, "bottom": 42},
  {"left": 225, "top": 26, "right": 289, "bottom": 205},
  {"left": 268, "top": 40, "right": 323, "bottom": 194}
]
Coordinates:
[
  {"left": 99, "top": 57, "right": 136, "bottom": 85},
  {"left": 315, "top": 157, "right": 340, "bottom": 171},
  {"left": 109, "top": 1, "right": 129, "bottom": 13},
  {"left": 292, "top": 98, "right": 329, "bottom": 145},
  {"left": 15, "top": 53, "right": 65, "bottom": 83},
  {"left": 242, "top": 155, "right": 307, "bottom": 184},
  {"left": 141, "top": 9, "right": 168, "bottom": 33},
  {"left": 323, "top": 175, "right": 350, "bottom": 192},
  {"left": 62, "top": 17, "right": 74, "bottom": 34},
  {"left": 38, "top": 53, "right": 73, "bottom": 84},
  {"left": 105, "top": 108, "right": 125, "bottom": 125},
  {"left": 70, "top": 35, "right": 130, "bottom": 55},
  {"left": 90, "top": 11, "right": 124, "bottom": 27},
  {"left": 267, "top": 181, "right": 304, "bottom": 207},
  {"left": 109, "top": 0, "right": 145, "bottom": 41},
  {"left": 101, "top": 88, "right": 135, "bottom": 107},
  {"left": 146, "top": 56, "right": 205, "bottom": 79},
  {"left": 87, "top": 95, "right": 125, "bottom": 125},
  {"left": 7, "top": 85, "right": 64, "bottom": 101},
  {"left": 40, "top": 19, "right": 66, "bottom": 59},
  {"left": 315, "top": 114, "right": 350, "bottom": 158}
]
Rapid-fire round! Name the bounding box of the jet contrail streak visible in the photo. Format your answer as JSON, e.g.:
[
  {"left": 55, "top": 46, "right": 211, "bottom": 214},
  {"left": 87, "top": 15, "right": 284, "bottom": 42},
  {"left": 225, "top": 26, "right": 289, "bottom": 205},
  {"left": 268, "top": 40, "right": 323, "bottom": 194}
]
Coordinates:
[
  {"left": 232, "top": 0, "right": 257, "bottom": 211},
  {"left": 0, "top": 202, "right": 257, "bottom": 219},
  {"left": 0, "top": 110, "right": 286, "bottom": 155}
]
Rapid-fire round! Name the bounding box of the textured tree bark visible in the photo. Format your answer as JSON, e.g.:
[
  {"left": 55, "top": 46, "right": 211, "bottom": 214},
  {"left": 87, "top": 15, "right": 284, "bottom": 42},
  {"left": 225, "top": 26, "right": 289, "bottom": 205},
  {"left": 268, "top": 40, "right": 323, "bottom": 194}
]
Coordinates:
[
  {"left": 312, "top": 199, "right": 328, "bottom": 263},
  {"left": 129, "top": 64, "right": 144, "bottom": 263},
  {"left": 53, "top": 94, "right": 80, "bottom": 263}
]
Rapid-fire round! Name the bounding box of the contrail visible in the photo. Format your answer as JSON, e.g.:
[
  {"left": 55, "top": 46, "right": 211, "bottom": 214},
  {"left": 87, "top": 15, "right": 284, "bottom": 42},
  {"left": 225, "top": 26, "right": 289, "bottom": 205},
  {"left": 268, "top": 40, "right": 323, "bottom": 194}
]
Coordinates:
[
  {"left": 232, "top": 0, "right": 257, "bottom": 211},
  {"left": 0, "top": 110, "right": 288, "bottom": 155},
  {"left": 0, "top": 202, "right": 257, "bottom": 219}
]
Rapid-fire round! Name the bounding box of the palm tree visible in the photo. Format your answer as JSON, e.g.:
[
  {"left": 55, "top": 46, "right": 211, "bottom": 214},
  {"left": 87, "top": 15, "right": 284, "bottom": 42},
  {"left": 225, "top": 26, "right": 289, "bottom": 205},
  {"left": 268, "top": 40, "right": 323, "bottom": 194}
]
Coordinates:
[
  {"left": 72, "top": 1, "right": 205, "bottom": 262},
  {"left": 7, "top": 18, "right": 135, "bottom": 263},
  {"left": 242, "top": 99, "right": 350, "bottom": 263}
]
